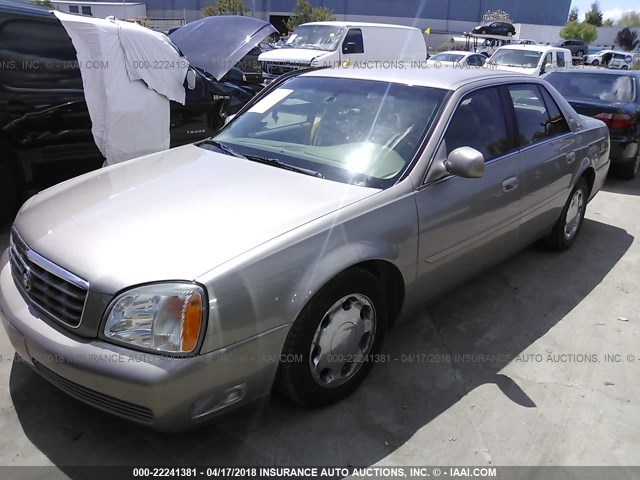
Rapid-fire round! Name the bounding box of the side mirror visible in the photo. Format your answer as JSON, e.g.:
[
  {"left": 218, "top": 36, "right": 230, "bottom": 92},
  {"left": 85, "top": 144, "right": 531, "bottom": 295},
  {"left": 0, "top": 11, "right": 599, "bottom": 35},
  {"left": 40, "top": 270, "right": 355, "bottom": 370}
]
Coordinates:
[
  {"left": 186, "top": 69, "right": 196, "bottom": 90},
  {"left": 344, "top": 42, "right": 356, "bottom": 54},
  {"left": 445, "top": 147, "right": 484, "bottom": 178}
]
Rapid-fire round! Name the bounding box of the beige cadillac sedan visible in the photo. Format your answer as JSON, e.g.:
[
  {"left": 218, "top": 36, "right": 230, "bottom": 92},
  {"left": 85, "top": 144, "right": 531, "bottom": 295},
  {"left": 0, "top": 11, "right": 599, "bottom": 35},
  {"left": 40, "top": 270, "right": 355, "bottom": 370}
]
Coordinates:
[{"left": 0, "top": 67, "right": 609, "bottom": 430}]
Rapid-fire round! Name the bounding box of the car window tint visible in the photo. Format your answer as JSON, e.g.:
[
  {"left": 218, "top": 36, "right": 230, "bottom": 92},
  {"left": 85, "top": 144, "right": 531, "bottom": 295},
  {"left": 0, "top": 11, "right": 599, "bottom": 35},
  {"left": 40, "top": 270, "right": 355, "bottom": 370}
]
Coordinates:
[
  {"left": 0, "top": 19, "right": 82, "bottom": 89},
  {"left": 539, "top": 86, "right": 571, "bottom": 136},
  {"left": 343, "top": 28, "right": 364, "bottom": 54},
  {"left": 509, "top": 84, "right": 567, "bottom": 145},
  {"left": 545, "top": 72, "right": 635, "bottom": 103},
  {"left": 444, "top": 87, "right": 513, "bottom": 162},
  {"left": 557, "top": 52, "right": 566, "bottom": 67}
]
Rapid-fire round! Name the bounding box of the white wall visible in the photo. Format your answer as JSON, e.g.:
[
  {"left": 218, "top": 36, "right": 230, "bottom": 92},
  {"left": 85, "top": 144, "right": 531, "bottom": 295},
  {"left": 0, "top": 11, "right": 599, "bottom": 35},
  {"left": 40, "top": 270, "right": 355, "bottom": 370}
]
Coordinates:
[{"left": 52, "top": 2, "right": 147, "bottom": 20}]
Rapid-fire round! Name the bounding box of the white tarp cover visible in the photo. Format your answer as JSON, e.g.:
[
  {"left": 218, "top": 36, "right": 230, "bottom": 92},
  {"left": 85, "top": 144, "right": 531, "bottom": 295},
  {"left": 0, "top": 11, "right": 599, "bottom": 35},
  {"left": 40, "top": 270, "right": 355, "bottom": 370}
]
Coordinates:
[{"left": 54, "top": 11, "right": 188, "bottom": 165}]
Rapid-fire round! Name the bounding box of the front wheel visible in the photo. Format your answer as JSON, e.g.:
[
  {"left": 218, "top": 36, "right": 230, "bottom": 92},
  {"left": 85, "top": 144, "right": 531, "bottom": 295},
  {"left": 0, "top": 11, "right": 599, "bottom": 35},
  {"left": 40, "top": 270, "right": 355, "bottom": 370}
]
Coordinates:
[
  {"left": 544, "top": 179, "right": 589, "bottom": 251},
  {"left": 592, "top": 60, "right": 600, "bottom": 66},
  {"left": 276, "top": 269, "right": 387, "bottom": 406},
  {"left": 480, "top": 29, "right": 487, "bottom": 35}
]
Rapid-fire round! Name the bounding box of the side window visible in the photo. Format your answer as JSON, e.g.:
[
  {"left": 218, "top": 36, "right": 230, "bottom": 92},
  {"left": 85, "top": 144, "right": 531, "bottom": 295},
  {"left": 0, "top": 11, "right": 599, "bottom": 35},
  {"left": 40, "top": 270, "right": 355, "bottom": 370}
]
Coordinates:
[
  {"left": 557, "top": 52, "right": 566, "bottom": 67},
  {"left": 0, "top": 19, "right": 82, "bottom": 89},
  {"left": 443, "top": 87, "right": 513, "bottom": 162},
  {"left": 539, "top": 86, "right": 571, "bottom": 136},
  {"left": 544, "top": 53, "right": 553, "bottom": 65},
  {"left": 467, "top": 55, "right": 484, "bottom": 66},
  {"left": 342, "top": 28, "right": 364, "bottom": 54},
  {"left": 508, "top": 84, "right": 568, "bottom": 146}
]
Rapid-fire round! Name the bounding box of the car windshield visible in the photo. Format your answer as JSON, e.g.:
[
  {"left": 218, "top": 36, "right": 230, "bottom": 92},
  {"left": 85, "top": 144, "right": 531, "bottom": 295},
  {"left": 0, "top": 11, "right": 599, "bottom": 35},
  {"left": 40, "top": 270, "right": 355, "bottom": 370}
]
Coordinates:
[
  {"left": 205, "top": 76, "right": 447, "bottom": 189},
  {"left": 546, "top": 72, "right": 635, "bottom": 103},
  {"left": 489, "top": 49, "right": 542, "bottom": 68},
  {"left": 284, "top": 25, "right": 345, "bottom": 51},
  {"left": 431, "top": 53, "right": 465, "bottom": 62}
]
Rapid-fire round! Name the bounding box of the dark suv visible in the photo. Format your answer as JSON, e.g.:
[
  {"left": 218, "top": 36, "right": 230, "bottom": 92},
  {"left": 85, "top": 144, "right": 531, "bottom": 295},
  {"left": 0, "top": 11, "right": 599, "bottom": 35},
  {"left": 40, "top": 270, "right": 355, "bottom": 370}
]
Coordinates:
[
  {"left": 472, "top": 22, "right": 516, "bottom": 36},
  {"left": 0, "top": 1, "right": 255, "bottom": 224},
  {"left": 556, "top": 39, "right": 587, "bottom": 57}
]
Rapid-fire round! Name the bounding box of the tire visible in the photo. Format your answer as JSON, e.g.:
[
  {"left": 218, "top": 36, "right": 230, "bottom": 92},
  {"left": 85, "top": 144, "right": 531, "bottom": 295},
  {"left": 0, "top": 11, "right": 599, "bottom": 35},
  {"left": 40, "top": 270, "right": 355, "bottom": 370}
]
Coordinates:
[
  {"left": 544, "top": 178, "right": 589, "bottom": 251},
  {"left": 276, "top": 268, "right": 387, "bottom": 407},
  {"left": 481, "top": 29, "right": 487, "bottom": 35},
  {"left": 0, "top": 159, "right": 17, "bottom": 227},
  {"left": 592, "top": 60, "right": 599, "bottom": 66},
  {"left": 577, "top": 50, "right": 584, "bottom": 57},
  {"left": 617, "top": 152, "right": 640, "bottom": 179},
  {"left": 622, "top": 65, "right": 629, "bottom": 70}
]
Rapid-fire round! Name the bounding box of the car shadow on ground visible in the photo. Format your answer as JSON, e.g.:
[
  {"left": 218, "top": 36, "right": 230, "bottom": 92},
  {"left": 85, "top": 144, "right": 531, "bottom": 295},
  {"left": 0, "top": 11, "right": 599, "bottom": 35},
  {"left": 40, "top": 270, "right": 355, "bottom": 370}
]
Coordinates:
[{"left": 8, "top": 218, "right": 633, "bottom": 472}]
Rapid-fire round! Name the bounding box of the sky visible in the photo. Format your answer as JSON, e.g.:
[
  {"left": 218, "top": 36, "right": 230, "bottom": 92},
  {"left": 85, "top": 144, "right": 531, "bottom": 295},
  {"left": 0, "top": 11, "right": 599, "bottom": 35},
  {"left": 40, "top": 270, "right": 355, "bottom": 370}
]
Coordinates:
[{"left": 571, "top": 0, "right": 639, "bottom": 21}]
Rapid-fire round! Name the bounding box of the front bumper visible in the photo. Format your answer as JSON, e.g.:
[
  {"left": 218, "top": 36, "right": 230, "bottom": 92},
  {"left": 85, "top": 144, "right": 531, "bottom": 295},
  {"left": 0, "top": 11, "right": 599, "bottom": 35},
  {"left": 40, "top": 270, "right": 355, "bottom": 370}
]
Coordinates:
[{"left": 0, "top": 253, "right": 289, "bottom": 431}]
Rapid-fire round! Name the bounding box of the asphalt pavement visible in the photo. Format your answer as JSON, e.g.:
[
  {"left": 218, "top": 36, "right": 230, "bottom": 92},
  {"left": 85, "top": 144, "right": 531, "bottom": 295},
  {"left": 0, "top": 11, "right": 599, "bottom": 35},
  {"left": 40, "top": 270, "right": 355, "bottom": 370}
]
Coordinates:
[{"left": 0, "top": 174, "right": 639, "bottom": 476}]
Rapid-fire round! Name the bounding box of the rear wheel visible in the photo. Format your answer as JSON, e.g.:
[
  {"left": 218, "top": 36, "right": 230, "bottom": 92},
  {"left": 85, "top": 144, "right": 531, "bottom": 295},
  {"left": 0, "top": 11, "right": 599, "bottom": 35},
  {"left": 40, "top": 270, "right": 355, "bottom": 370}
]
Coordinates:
[
  {"left": 481, "top": 29, "right": 487, "bottom": 34},
  {"left": 276, "top": 269, "right": 387, "bottom": 406},
  {"left": 622, "top": 65, "right": 629, "bottom": 70},
  {"left": 592, "top": 60, "right": 600, "bottom": 66},
  {"left": 544, "top": 179, "right": 588, "bottom": 251}
]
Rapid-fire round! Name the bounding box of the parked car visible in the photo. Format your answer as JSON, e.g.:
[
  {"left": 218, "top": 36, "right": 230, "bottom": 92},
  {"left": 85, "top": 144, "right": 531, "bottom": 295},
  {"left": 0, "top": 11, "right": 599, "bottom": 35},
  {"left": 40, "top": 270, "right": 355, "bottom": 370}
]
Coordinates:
[
  {"left": 475, "top": 36, "right": 512, "bottom": 57},
  {"left": 513, "top": 38, "right": 538, "bottom": 45},
  {"left": 555, "top": 39, "right": 588, "bottom": 58},
  {"left": 488, "top": 44, "right": 572, "bottom": 75},
  {"left": 259, "top": 21, "right": 427, "bottom": 80},
  {"left": 545, "top": 68, "right": 640, "bottom": 178},
  {"left": 426, "top": 51, "right": 486, "bottom": 68},
  {"left": 235, "top": 41, "right": 274, "bottom": 82},
  {"left": 608, "top": 52, "right": 634, "bottom": 70},
  {"left": 0, "top": 67, "right": 609, "bottom": 430},
  {"left": 585, "top": 49, "right": 615, "bottom": 66},
  {"left": 0, "top": 2, "right": 269, "bottom": 224},
  {"left": 472, "top": 22, "right": 516, "bottom": 36}
]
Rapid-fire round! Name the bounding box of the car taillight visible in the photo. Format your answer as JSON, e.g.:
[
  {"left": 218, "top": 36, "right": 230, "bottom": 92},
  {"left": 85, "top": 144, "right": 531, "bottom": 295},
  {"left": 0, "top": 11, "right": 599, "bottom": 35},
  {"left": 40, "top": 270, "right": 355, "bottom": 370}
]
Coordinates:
[{"left": 594, "top": 113, "right": 636, "bottom": 129}]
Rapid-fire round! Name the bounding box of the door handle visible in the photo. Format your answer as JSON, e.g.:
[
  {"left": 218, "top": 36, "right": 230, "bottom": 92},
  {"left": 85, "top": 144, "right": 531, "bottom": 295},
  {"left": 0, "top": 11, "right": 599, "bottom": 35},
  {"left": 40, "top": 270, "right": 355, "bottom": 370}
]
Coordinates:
[
  {"left": 502, "top": 177, "right": 518, "bottom": 192},
  {"left": 567, "top": 151, "right": 576, "bottom": 163}
]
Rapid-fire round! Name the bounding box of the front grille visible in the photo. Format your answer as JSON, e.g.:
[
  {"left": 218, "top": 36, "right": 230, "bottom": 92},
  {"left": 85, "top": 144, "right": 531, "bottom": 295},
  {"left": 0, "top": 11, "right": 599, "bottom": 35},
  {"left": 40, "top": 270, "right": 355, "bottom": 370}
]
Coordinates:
[
  {"left": 9, "top": 228, "right": 88, "bottom": 328},
  {"left": 33, "top": 360, "right": 154, "bottom": 423},
  {"left": 263, "top": 61, "right": 310, "bottom": 77}
]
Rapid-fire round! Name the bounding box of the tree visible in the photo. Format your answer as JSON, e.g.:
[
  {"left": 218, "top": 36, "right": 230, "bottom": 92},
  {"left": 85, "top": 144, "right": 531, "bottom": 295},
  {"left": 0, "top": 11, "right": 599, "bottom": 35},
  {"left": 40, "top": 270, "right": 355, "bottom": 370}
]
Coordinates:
[
  {"left": 560, "top": 21, "right": 597, "bottom": 43},
  {"left": 202, "top": 0, "right": 248, "bottom": 17},
  {"left": 615, "top": 27, "right": 640, "bottom": 51},
  {"left": 584, "top": 2, "right": 603, "bottom": 27},
  {"left": 481, "top": 9, "right": 513, "bottom": 24},
  {"left": 286, "top": 0, "right": 335, "bottom": 32},
  {"left": 603, "top": 18, "right": 614, "bottom": 27},
  {"left": 616, "top": 11, "right": 640, "bottom": 28},
  {"left": 32, "top": 0, "right": 55, "bottom": 8},
  {"left": 568, "top": 8, "right": 579, "bottom": 23}
]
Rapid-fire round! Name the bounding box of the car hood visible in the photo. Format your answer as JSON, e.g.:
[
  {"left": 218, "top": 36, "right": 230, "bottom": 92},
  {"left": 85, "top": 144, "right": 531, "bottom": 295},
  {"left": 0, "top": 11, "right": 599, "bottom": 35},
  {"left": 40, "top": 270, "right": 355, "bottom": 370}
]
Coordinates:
[
  {"left": 258, "top": 48, "right": 328, "bottom": 63},
  {"left": 14, "top": 144, "right": 379, "bottom": 293},
  {"left": 169, "top": 16, "right": 277, "bottom": 80}
]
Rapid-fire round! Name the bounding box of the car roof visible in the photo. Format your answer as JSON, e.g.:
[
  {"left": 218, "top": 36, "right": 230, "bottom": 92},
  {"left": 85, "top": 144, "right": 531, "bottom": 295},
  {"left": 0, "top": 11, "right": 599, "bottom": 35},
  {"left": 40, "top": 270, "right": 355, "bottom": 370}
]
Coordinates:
[
  {"left": 497, "top": 44, "right": 568, "bottom": 53},
  {"left": 300, "top": 66, "right": 532, "bottom": 90},
  {"left": 301, "top": 21, "right": 419, "bottom": 31},
  {"left": 0, "top": 0, "right": 54, "bottom": 17},
  {"left": 548, "top": 68, "right": 640, "bottom": 77},
  {"left": 431, "top": 51, "right": 474, "bottom": 56}
]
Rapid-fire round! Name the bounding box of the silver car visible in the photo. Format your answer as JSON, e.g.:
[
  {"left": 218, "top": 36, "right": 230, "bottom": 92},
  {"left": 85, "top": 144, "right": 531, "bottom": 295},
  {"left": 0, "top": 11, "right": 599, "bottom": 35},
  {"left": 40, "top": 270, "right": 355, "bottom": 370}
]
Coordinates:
[{"left": 0, "top": 67, "right": 610, "bottom": 430}]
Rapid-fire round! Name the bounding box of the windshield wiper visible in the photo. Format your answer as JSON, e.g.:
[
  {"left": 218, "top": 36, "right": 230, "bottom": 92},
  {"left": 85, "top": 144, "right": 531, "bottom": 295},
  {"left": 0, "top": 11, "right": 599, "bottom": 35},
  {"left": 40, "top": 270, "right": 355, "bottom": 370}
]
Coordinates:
[
  {"left": 244, "top": 154, "right": 324, "bottom": 178},
  {"left": 200, "top": 140, "right": 246, "bottom": 158}
]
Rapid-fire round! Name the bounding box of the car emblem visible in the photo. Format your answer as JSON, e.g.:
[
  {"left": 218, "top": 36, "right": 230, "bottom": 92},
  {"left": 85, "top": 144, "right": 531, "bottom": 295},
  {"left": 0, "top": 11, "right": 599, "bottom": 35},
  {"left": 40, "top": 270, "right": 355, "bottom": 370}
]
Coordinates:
[{"left": 22, "top": 268, "right": 31, "bottom": 292}]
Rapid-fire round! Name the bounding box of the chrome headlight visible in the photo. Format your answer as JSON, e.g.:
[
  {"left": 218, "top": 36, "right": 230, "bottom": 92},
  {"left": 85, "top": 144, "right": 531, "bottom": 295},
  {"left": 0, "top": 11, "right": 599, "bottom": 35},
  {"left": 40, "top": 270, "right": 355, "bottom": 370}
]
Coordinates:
[{"left": 104, "top": 283, "right": 206, "bottom": 354}]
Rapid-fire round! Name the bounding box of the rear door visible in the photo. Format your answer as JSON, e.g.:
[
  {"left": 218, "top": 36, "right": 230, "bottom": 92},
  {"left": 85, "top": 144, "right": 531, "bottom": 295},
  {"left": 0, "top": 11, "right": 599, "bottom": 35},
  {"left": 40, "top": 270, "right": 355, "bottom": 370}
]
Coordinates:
[
  {"left": 505, "top": 83, "right": 577, "bottom": 243},
  {"left": 414, "top": 86, "right": 523, "bottom": 296}
]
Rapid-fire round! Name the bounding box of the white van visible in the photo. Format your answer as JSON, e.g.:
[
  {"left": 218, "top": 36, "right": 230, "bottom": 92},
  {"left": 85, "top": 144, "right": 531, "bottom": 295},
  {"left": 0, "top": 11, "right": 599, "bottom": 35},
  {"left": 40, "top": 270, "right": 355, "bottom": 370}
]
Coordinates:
[
  {"left": 488, "top": 44, "right": 572, "bottom": 75},
  {"left": 258, "top": 21, "right": 427, "bottom": 80}
]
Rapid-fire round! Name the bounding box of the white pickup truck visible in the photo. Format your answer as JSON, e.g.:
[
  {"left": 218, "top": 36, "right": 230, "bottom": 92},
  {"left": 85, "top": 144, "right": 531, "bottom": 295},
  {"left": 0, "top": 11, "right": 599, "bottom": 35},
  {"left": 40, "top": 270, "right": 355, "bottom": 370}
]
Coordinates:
[{"left": 259, "top": 21, "right": 427, "bottom": 80}]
